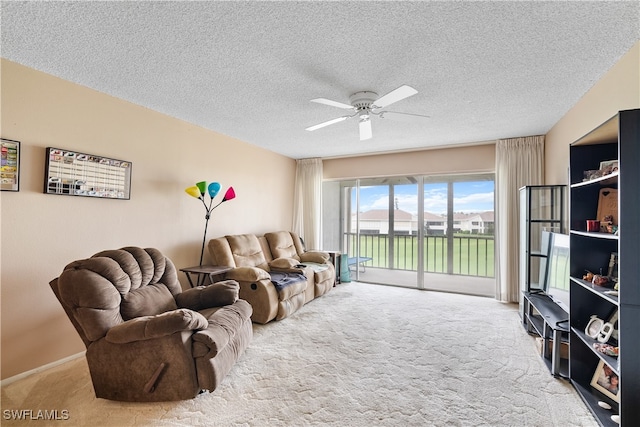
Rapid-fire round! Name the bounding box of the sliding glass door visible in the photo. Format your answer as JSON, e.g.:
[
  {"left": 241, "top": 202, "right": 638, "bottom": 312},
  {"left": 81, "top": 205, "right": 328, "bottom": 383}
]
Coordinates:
[
  {"left": 421, "top": 176, "right": 495, "bottom": 295},
  {"left": 335, "top": 173, "right": 495, "bottom": 296},
  {"left": 341, "top": 177, "right": 419, "bottom": 286}
]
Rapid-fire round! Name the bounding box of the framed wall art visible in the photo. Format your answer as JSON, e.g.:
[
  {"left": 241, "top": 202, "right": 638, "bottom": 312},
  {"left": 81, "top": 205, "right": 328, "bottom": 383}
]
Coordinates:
[
  {"left": 1, "top": 138, "right": 20, "bottom": 192},
  {"left": 44, "top": 147, "right": 132, "bottom": 199}
]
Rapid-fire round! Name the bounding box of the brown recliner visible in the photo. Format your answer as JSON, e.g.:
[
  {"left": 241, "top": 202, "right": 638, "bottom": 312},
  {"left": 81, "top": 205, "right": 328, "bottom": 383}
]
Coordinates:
[{"left": 49, "top": 246, "right": 252, "bottom": 402}]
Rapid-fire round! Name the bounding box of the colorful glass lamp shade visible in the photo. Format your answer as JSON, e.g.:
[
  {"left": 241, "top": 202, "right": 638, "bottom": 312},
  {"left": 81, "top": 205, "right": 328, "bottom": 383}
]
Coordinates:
[{"left": 185, "top": 181, "right": 236, "bottom": 266}]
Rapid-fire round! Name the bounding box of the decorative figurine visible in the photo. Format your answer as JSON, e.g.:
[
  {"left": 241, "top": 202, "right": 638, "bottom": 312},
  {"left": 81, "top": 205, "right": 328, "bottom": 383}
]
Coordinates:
[
  {"left": 592, "top": 274, "right": 610, "bottom": 286},
  {"left": 593, "top": 343, "right": 619, "bottom": 357},
  {"left": 584, "top": 270, "right": 615, "bottom": 288}
]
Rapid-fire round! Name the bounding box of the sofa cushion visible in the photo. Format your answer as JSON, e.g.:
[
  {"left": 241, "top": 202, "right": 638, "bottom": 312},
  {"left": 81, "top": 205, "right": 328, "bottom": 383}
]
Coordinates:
[
  {"left": 265, "top": 231, "right": 301, "bottom": 260},
  {"left": 227, "top": 234, "right": 270, "bottom": 270},
  {"left": 121, "top": 284, "right": 178, "bottom": 320},
  {"left": 298, "top": 262, "right": 330, "bottom": 273},
  {"left": 208, "top": 237, "right": 235, "bottom": 267},
  {"left": 313, "top": 266, "right": 334, "bottom": 283},
  {"left": 269, "top": 271, "right": 307, "bottom": 301},
  {"left": 276, "top": 292, "right": 306, "bottom": 321}
]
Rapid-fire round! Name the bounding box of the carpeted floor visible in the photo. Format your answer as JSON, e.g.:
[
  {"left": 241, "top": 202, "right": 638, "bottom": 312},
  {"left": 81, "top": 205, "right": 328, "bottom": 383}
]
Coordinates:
[{"left": 1, "top": 282, "right": 597, "bottom": 426}]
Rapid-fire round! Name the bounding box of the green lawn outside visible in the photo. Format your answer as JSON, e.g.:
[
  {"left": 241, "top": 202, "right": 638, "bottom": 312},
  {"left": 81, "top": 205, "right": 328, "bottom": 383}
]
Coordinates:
[{"left": 348, "top": 234, "right": 495, "bottom": 277}]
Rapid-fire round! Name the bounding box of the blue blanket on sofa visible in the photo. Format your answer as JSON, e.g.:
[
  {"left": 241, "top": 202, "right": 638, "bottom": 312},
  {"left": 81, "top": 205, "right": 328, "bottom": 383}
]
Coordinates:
[{"left": 270, "top": 271, "right": 307, "bottom": 292}]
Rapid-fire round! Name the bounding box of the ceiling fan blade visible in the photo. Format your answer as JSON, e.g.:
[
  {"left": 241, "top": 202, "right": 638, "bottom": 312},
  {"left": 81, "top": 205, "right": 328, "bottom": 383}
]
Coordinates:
[
  {"left": 371, "top": 85, "right": 418, "bottom": 109},
  {"left": 359, "top": 119, "right": 372, "bottom": 141},
  {"left": 379, "top": 111, "right": 431, "bottom": 121},
  {"left": 310, "top": 98, "right": 354, "bottom": 110},
  {"left": 305, "top": 116, "right": 349, "bottom": 131}
]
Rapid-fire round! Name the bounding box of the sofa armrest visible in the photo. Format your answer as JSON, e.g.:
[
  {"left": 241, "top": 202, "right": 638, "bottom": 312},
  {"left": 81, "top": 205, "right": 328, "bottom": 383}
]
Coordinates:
[
  {"left": 176, "top": 280, "right": 239, "bottom": 310},
  {"left": 105, "top": 309, "right": 208, "bottom": 344},
  {"left": 300, "top": 251, "right": 330, "bottom": 263},
  {"left": 191, "top": 300, "right": 252, "bottom": 359},
  {"left": 226, "top": 267, "right": 270, "bottom": 282},
  {"left": 233, "top": 278, "right": 278, "bottom": 324}
]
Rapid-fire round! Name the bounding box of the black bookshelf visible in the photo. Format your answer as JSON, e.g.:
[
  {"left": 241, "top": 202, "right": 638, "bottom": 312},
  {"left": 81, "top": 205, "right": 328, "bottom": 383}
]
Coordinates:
[{"left": 568, "top": 109, "right": 640, "bottom": 426}]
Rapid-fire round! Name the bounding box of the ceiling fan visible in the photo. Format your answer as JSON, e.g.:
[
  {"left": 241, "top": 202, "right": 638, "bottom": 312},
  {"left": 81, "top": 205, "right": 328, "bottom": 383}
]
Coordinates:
[{"left": 305, "top": 85, "right": 429, "bottom": 141}]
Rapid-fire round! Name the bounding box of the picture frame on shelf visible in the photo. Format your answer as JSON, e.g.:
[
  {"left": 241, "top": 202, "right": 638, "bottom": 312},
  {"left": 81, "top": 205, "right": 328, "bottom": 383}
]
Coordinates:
[
  {"left": 585, "top": 316, "right": 605, "bottom": 339},
  {"left": 596, "top": 188, "right": 618, "bottom": 226},
  {"left": 1, "top": 138, "right": 20, "bottom": 192},
  {"left": 598, "top": 160, "right": 618, "bottom": 174},
  {"left": 590, "top": 360, "right": 620, "bottom": 403}
]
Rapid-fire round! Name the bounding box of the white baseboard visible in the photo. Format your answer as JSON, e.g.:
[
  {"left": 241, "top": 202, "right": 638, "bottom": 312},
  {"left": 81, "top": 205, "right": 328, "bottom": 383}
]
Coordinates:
[{"left": 1, "top": 351, "right": 85, "bottom": 387}]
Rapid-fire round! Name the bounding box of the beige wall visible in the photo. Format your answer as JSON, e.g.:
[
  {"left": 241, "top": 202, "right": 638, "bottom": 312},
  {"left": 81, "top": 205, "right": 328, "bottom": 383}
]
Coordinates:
[
  {"left": 545, "top": 42, "right": 640, "bottom": 185},
  {"left": 323, "top": 143, "right": 496, "bottom": 180},
  {"left": 0, "top": 60, "right": 296, "bottom": 379}
]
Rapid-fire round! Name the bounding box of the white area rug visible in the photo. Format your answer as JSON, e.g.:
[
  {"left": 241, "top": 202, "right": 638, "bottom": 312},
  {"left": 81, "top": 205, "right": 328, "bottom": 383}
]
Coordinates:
[{"left": 1, "top": 282, "right": 596, "bottom": 426}]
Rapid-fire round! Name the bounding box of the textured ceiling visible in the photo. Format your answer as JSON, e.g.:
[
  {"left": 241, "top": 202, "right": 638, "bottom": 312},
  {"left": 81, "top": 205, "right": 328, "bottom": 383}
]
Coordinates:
[{"left": 2, "top": 1, "right": 639, "bottom": 159}]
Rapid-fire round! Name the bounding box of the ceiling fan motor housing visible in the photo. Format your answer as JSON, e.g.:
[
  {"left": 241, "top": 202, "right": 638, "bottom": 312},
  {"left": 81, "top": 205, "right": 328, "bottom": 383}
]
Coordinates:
[{"left": 349, "top": 91, "right": 378, "bottom": 111}]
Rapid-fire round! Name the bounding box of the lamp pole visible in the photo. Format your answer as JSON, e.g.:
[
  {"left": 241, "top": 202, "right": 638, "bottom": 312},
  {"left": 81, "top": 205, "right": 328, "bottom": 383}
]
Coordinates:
[{"left": 198, "top": 198, "right": 226, "bottom": 266}]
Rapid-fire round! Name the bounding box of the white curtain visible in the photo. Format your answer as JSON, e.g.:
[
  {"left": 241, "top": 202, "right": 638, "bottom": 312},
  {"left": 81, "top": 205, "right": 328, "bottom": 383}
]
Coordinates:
[
  {"left": 495, "top": 136, "right": 544, "bottom": 302},
  {"left": 292, "top": 158, "right": 323, "bottom": 250}
]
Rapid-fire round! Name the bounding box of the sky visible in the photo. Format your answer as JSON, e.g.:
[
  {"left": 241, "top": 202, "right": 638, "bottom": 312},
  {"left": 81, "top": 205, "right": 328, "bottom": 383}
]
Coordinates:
[{"left": 352, "top": 180, "right": 494, "bottom": 215}]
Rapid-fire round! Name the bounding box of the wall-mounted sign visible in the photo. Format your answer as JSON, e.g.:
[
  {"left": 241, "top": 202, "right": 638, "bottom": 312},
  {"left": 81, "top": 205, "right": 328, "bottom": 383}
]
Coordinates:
[{"left": 44, "top": 147, "right": 132, "bottom": 199}]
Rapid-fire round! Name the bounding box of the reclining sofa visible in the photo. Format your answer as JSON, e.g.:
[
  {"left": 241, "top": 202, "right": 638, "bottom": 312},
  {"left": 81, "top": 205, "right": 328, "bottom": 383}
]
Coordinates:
[
  {"left": 50, "top": 246, "right": 252, "bottom": 401},
  {"left": 207, "top": 231, "right": 335, "bottom": 324}
]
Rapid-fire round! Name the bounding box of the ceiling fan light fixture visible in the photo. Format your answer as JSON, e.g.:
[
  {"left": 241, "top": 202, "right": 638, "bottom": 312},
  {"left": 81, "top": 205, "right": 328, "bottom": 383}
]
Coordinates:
[{"left": 359, "top": 118, "right": 372, "bottom": 141}]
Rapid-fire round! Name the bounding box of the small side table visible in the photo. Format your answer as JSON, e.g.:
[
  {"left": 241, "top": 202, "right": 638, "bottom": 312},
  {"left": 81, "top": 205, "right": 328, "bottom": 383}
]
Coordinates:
[
  {"left": 323, "top": 251, "right": 342, "bottom": 285},
  {"left": 180, "top": 265, "right": 233, "bottom": 288}
]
